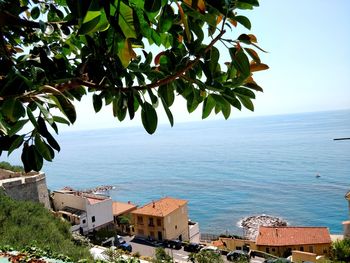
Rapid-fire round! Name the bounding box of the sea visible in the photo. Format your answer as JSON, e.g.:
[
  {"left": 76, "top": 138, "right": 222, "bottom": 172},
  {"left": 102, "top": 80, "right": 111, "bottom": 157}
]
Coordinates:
[{"left": 3, "top": 109, "right": 350, "bottom": 235}]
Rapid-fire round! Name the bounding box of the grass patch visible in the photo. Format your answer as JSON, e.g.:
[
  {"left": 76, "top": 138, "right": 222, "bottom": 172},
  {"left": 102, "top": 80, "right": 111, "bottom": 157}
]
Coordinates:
[
  {"left": 0, "top": 161, "right": 24, "bottom": 172},
  {"left": 0, "top": 190, "right": 92, "bottom": 262}
]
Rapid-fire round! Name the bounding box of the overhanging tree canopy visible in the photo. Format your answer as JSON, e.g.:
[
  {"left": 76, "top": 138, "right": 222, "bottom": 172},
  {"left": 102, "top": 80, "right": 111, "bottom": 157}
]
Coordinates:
[{"left": 0, "top": 0, "right": 268, "bottom": 172}]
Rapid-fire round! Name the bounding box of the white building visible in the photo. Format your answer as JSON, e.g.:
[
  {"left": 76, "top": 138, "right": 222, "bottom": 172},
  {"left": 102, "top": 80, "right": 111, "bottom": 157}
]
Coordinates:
[
  {"left": 189, "top": 220, "right": 200, "bottom": 243},
  {"left": 51, "top": 189, "right": 113, "bottom": 234}
]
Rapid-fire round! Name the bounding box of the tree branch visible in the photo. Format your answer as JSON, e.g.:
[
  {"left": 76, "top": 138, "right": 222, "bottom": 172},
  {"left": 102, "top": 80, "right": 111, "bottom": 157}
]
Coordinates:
[{"left": 73, "top": 29, "right": 227, "bottom": 92}]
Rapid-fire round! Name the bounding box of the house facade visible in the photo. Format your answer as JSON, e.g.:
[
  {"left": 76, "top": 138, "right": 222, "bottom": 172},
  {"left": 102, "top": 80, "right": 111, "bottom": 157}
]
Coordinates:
[
  {"left": 112, "top": 201, "right": 137, "bottom": 234},
  {"left": 51, "top": 189, "right": 113, "bottom": 234},
  {"left": 256, "top": 226, "right": 331, "bottom": 257},
  {"left": 131, "top": 197, "right": 189, "bottom": 241}
]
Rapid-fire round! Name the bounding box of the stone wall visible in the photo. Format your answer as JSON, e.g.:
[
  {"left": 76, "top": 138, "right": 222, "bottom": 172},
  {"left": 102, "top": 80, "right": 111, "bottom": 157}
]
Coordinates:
[{"left": 0, "top": 171, "right": 51, "bottom": 209}]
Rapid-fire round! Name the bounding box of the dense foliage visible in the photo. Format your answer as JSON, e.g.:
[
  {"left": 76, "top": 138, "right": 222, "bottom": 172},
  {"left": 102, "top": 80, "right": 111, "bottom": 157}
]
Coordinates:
[
  {"left": 0, "top": 190, "right": 92, "bottom": 261},
  {"left": 0, "top": 160, "right": 24, "bottom": 172},
  {"left": 330, "top": 239, "right": 350, "bottom": 263},
  {"left": 0, "top": 0, "right": 268, "bottom": 172}
]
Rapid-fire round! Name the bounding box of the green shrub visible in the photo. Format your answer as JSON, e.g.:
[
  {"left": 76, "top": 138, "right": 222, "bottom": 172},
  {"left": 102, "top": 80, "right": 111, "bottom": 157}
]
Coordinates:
[
  {"left": 0, "top": 191, "right": 92, "bottom": 262},
  {"left": 0, "top": 161, "right": 24, "bottom": 172}
]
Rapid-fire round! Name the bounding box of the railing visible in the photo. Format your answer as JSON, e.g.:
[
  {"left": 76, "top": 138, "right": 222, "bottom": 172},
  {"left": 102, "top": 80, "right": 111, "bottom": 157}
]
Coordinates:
[{"left": 200, "top": 233, "right": 219, "bottom": 242}]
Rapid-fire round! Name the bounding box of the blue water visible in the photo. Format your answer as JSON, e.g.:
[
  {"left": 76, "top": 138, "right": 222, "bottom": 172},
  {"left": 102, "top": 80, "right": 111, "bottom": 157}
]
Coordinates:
[{"left": 3, "top": 110, "right": 350, "bottom": 235}]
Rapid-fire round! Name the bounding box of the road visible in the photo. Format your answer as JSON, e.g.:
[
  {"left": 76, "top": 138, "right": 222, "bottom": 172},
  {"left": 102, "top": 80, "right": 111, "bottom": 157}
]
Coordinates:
[{"left": 124, "top": 236, "right": 265, "bottom": 263}]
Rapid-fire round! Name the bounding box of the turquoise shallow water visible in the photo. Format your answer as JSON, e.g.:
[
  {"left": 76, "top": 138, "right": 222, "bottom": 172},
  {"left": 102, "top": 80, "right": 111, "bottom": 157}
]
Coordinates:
[{"left": 3, "top": 110, "right": 350, "bottom": 235}]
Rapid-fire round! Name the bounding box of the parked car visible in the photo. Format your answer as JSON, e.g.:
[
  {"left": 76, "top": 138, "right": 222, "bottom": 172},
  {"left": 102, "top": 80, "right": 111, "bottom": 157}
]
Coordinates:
[
  {"left": 226, "top": 250, "right": 249, "bottom": 262},
  {"left": 162, "top": 239, "right": 182, "bottom": 249},
  {"left": 131, "top": 236, "right": 163, "bottom": 247},
  {"left": 114, "top": 235, "right": 126, "bottom": 245},
  {"left": 115, "top": 243, "right": 132, "bottom": 253},
  {"left": 183, "top": 243, "right": 203, "bottom": 253}
]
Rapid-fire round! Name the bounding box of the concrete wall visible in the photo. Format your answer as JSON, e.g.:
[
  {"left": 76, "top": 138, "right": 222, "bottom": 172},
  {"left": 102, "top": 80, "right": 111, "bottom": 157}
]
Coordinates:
[
  {"left": 164, "top": 204, "right": 189, "bottom": 241},
  {"left": 218, "top": 237, "right": 257, "bottom": 251},
  {"left": 1, "top": 172, "right": 51, "bottom": 209},
  {"left": 51, "top": 191, "right": 86, "bottom": 211},
  {"left": 292, "top": 251, "right": 317, "bottom": 263},
  {"left": 343, "top": 221, "right": 350, "bottom": 239},
  {"left": 189, "top": 221, "right": 200, "bottom": 243}
]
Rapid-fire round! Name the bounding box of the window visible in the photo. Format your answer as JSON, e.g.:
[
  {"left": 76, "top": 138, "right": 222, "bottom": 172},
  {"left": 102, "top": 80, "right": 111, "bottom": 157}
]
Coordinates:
[
  {"left": 150, "top": 231, "right": 155, "bottom": 238},
  {"left": 138, "top": 229, "right": 144, "bottom": 235},
  {"left": 149, "top": 218, "right": 154, "bottom": 226},
  {"left": 309, "top": 246, "right": 314, "bottom": 253},
  {"left": 157, "top": 218, "right": 161, "bottom": 226},
  {"left": 92, "top": 216, "right": 95, "bottom": 223},
  {"left": 175, "top": 225, "right": 177, "bottom": 230},
  {"left": 266, "top": 248, "right": 270, "bottom": 253},
  {"left": 272, "top": 248, "right": 275, "bottom": 252},
  {"left": 137, "top": 216, "right": 143, "bottom": 224},
  {"left": 323, "top": 249, "right": 328, "bottom": 254},
  {"left": 300, "top": 246, "right": 304, "bottom": 251},
  {"left": 236, "top": 246, "right": 242, "bottom": 250},
  {"left": 82, "top": 219, "right": 86, "bottom": 224}
]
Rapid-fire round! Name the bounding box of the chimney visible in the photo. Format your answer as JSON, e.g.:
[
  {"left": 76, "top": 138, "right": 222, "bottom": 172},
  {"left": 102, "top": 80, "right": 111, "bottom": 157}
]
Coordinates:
[
  {"left": 152, "top": 201, "right": 155, "bottom": 208},
  {"left": 275, "top": 228, "right": 278, "bottom": 237}
]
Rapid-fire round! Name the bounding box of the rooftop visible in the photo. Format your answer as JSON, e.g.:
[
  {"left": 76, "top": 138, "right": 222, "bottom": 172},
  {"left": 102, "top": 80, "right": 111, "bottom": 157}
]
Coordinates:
[
  {"left": 131, "top": 197, "right": 187, "bottom": 217},
  {"left": 112, "top": 201, "right": 137, "bottom": 216},
  {"left": 256, "top": 226, "right": 331, "bottom": 246}
]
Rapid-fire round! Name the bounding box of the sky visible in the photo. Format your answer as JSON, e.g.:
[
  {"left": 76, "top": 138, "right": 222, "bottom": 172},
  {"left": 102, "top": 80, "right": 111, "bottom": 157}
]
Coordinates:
[{"left": 67, "top": 0, "right": 350, "bottom": 131}]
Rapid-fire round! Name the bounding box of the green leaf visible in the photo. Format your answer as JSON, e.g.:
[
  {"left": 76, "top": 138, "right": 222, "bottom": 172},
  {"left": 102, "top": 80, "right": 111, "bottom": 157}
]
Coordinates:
[
  {"left": 202, "top": 94, "right": 216, "bottom": 119},
  {"left": 147, "top": 88, "right": 158, "bottom": 105},
  {"left": 237, "top": 94, "right": 254, "bottom": 111},
  {"left": 230, "top": 48, "right": 251, "bottom": 79},
  {"left": 8, "top": 120, "right": 28, "bottom": 137},
  {"left": 1, "top": 99, "right": 25, "bottom": 122},
  {"left": 78, "top": 16, "right": 101, "bottom": 35},
  {"left": 144, "top": 0, "right": 161, "bottom": 13},
  {"left": 8, "top": 135, "right": 25, "bottom": 156},
  {"left": 50, "top": 95, "right": 76, "bottom": 124},
  {"left": 28, "top": 145, "right": 43, "bottom": 171},
  {"left": 160, "top": 97, "right": 174, "bottom": 127},
  {"left": 234, "top": 87, "right": 256, "bottom": 99},
  {"left": 45, "top": 132, "right": 60, "bottom": 152},
  {"left": 92, "top": 94, "right": 103, "bottom": 113},
  {"left": 234, "top": 15, "right": 251, "bottom": 30},
  {"left": 211, "top": 94, "right": 231, "bottom": 120},
  {"left": 21, "top": 144, "right": 31, "bottom": 173},
  {"left": 141, "top": 102, "right": 158, "bottom": 134},
  {"left": 158, "top": 84, "right": 174, "bottom": 107},
  {"left": 114, "top": 1, "right": 137, "bottom": 39},
  {"left": 52, "top": 116, "right": 70, "bottom": 125},
  {"left": 31, "top": 6, "right": 40, "bottom": 19},
  {"left": 27, "top": 108, "right": 38, "bottom": 128},
  {"left": 35, "top": 134, "right": 53, "bottom": 161}
]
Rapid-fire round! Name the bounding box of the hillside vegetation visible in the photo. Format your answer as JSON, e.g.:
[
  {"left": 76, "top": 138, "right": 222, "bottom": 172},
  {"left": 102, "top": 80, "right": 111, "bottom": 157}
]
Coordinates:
[{"left": 0, "top": 190, "right": 92, "bottom": 262}]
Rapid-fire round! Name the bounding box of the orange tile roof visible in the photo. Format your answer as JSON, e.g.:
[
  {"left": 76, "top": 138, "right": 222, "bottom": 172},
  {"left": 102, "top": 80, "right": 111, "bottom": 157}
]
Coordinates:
[
  {"left": 113, "top": 201, "right": 137, "bottom": 216},
  {"left": 256, "top": 226, "right": 331, "bottom": 246},
  {"left": 87, "top": 197, "right": 105, "bottom": 205},
  {"left": 131, "top": 197, "right": 187, "bottom": 217}
]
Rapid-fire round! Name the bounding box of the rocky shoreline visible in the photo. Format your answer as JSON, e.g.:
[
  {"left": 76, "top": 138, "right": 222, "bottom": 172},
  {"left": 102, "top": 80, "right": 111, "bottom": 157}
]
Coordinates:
[{"left": 240, "top": 215, "right": 287, "bottom": 240}]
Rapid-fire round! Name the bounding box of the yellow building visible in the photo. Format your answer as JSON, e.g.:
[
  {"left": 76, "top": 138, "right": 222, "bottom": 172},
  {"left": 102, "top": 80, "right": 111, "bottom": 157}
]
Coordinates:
[
  {"left": 131, "top": 197, "right": 189, "bottom": 241},
  {"left": 256, "top": 226, "right": 331, "bottom": 258}
]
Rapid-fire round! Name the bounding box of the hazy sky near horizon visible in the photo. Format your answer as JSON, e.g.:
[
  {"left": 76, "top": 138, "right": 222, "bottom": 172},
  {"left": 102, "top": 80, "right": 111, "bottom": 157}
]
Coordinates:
[{"left": 68, "top": 0, "right": 350, "bottom": 131}]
